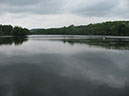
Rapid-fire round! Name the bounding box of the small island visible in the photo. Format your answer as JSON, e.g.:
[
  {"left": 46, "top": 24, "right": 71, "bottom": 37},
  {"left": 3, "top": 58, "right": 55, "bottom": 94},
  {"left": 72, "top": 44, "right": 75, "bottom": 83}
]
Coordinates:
[{"left": 0, "top": 25, "right": 30, "bottom": 36}]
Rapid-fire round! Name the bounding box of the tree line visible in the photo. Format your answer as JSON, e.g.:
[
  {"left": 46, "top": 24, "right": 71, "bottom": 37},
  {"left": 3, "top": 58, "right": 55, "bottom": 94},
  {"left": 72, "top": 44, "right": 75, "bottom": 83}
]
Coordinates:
[
  {"left": 0, "top": 25, "right": 30, "bottom": 36},
  {"left": 31, "top": 21, "right": 129, "bottom": 36}
]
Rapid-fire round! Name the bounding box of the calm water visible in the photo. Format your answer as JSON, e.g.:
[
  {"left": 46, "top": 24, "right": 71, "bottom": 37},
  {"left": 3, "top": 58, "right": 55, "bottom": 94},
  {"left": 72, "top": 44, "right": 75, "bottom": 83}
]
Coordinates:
[{"left": 0, "top": 35, "right": 129, "bottom": 96}]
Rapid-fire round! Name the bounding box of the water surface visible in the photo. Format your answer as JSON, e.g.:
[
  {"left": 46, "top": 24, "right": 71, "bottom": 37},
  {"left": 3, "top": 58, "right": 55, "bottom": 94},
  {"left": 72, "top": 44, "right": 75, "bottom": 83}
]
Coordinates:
[{"left": 0, "top": 35, "right": 129, "bottom": 96}]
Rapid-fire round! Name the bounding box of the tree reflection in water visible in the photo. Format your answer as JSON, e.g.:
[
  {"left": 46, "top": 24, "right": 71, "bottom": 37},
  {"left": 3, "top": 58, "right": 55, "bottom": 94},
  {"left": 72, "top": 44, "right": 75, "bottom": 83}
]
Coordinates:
[
  {"left": 60, "top": 38, "right": 129, "bottom": 50},
  {"left": 0, "top": 37, "right": 28, "bottom": 46}
]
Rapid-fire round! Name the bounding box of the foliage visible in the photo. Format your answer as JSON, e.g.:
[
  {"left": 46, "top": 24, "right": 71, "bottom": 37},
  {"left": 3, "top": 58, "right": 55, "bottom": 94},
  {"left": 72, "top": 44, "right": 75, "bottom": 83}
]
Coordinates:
[
  {"left": 31, "top": 21, "right": 129, "bottom": 36},
  {"left": 0, "top": 25, "right": 30, "bottom": 36}
]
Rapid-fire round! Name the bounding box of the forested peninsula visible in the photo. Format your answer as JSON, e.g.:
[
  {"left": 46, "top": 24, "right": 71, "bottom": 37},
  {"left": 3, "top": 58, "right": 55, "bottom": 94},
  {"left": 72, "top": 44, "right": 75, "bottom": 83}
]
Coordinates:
[
  {"left": 0, "top": 25, "right": 30, "bottom": 36},
  {"left": 31, "top": 21, "right": 129, "bottom": 36}
]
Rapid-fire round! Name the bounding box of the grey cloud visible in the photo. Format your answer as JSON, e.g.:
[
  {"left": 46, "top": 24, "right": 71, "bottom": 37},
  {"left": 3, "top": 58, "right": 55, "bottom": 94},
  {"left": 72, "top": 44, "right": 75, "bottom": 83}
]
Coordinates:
[
  {"left": 0, "top": 0, "right": 129, "bottom": 18},
  {"left": 0, "top": 0, "right": 40, "bottom": 5},
  {"left": 72, "top": 1, "right": 117, "bottom": 16},
  {"left": 0, "top": 0, "right": 65, "bottom": 14},
  {"left": 68, "top": 0, "right": 129, "bottom": 18}
]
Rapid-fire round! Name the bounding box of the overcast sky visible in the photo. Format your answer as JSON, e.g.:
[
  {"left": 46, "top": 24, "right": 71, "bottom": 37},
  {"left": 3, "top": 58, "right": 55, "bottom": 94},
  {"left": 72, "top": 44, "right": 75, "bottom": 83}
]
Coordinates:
[{"left": 0, "top": 0, "right": 129, "bottom": 29}]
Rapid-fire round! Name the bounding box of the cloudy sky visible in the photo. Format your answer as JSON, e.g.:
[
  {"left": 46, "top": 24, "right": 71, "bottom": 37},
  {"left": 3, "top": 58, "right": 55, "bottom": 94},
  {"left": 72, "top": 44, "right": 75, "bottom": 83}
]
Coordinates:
[{"left": 0, "top": 0, "right": 129, "bottom": 29}]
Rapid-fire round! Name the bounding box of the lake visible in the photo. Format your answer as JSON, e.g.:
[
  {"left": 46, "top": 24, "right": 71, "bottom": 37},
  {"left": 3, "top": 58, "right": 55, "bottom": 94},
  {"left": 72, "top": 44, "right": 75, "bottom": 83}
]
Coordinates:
[{"left": 0, "top": 35, "right": 129, "bottom": 96}]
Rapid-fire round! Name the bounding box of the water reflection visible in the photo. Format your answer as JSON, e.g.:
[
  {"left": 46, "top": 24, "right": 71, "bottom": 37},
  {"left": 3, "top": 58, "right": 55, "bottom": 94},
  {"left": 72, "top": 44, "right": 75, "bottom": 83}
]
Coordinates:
[
  {"left": 28, "top": 35, "right": 129, "bottom": 50},
  {"left": 0, "top": 37, "right": 28, "bottom": 46},
  {"left": 0, "top": 63, "right": 129, "bottom": 96},
  {"left": 60, "top": 38, "right": 129, "bottom": 50},
  {"left": 1, "top": 35, "right": 129, "bottom": 50},
  {"left": 0, "top": 35, "right": 129, "bottom": 96}
]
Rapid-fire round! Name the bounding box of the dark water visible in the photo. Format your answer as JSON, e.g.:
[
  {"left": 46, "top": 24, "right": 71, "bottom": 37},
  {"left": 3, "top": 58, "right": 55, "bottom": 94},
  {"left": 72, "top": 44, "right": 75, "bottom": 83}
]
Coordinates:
[{"left": 0, "top": 35, "right": 129, "bottom": 96}]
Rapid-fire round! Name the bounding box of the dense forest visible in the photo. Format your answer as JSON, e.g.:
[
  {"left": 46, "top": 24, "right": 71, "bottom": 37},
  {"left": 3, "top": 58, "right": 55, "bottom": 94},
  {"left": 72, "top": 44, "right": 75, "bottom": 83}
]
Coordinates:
[
  {"left": 31, "top": 21, "right": 129, "bottom": 36},
  {"left": 0, "top": 25, "right": 30, "bottom": 36}
]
